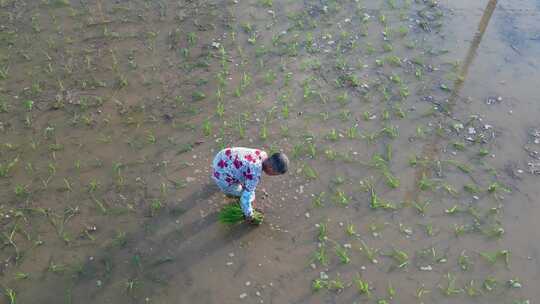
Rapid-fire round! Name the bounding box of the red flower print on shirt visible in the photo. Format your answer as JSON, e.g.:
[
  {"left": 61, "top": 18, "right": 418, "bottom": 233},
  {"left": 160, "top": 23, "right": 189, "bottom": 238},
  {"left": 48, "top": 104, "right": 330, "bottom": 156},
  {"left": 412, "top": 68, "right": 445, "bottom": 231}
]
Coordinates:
[
  {"left": 218, "top": 159, "right": 228, "bottom": 169},
  {"left": 244, "top": 154, "right": 255, "bottom": 163},
  {"left": 213, "top": 171, "right": 220, "bottom": 179},
  {"left": 244, "top": 168, "right": 253, "bottom": 180},
  {"left": 233, "top": 156, "right": 243, "bottom": 169},
  {"left": 225, "top": 149, "right": 232, "bottom": 158}
]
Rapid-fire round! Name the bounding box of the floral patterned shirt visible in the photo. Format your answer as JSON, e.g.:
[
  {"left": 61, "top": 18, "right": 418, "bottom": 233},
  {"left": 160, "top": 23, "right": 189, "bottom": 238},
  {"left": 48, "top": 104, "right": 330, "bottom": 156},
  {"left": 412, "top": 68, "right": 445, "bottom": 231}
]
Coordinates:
[{"left": 212, "top": 147, "right": 268, "bottom": 215}]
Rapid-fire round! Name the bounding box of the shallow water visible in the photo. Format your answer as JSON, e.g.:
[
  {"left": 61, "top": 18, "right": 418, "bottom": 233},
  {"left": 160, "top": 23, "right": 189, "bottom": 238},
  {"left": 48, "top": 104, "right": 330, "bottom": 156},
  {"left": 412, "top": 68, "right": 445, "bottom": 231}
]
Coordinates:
[{"left": 1, "top": 0, "right": 540, "bottom": 303}]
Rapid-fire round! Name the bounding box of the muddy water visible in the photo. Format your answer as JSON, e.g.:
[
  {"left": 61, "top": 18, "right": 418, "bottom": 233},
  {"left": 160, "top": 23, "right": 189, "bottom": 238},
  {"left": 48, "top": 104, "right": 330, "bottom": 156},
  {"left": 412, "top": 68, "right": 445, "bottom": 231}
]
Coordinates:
[{"left": 1, "top": 0, "right": 539, "bottom": 303}]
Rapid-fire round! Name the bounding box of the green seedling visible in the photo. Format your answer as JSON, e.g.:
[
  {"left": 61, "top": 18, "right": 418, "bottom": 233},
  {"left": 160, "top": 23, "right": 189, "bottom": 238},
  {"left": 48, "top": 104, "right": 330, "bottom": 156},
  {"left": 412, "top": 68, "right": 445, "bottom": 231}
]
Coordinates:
[
  {"left": 482, "top": 224, "right": 505, "bottom": 239},
  {"left": 113, "top": 232, "right": 127, "bottom": 247},
  {"left": 359, "top": 240, "right": 378, "bottom": 264},
  {"left": 302, "top": 164, "right": 318, "bottom": 180},
  {"left": 0, "top": 157, "right": 19, "bottom": 177},
  {"left": 335, "top": 245, "right": 350, "bottom": 264},
  {"left": 312, "top": 279, "right": 327, "bottom": 292},
  {"left": 344, "top": 125, "right": 358, "bottom": 140},
  {"left": 336, "top": 92, "right": 349, "bottom": 105},
  {"left": 440, "top": 83, "right": 451, "bottom": 92},
  {"left": 479, "top": 250, "right": 510, "bottom": 267},
  {"left": 483, "top": 277, "right": 497, "bottom": 292},
  {"left": 324, "top": 149, "right": 338, "bottom": 161},
  {"left": 318, "top": 222, "right": 327, "bottom": 242},
  {"left": 369, "top": 187, "right": 382, "bottom": 209},
  {"left": 23, "top": 99, "right": 34, "bottom": 111},
  {"left": 117, "top": 74, "right": 128, "bottom": 88},
  {"left": 452, "top": 142, "right": 465, "bottom": 151},
  {"left": 418, "top": 173, "right": 435, "bottom": 191},
  {"left": 327, "top": 129, "right": 339, "bottom": 141},
  {"left": 216, "top": 102, "right": 224, "bottom": 117},
  {"left": 346, "top": 223, "right": 356, "bottom": 237},
  {"left": 363, "top": 132, "right": 380, "bottom": 144},
  {"left": 48, "top": 261, "right": 66, "bottom": 273},
  {"left": 281, "top": 103, "right": 289, "bottom": 119},
  {"left": 150, "top": 199, "right": 162, "bottom": 216},
  {"left": 202, "top": 119, "right": 212, "bottom": 136},
  {"left": 192, "top": 91, "right": 206, "bottom": 101},
  {"left": 387, "top": 281, "right": 396, "bottom": 299},
  {"left": 446, "top": 160, "right": 472, "bottom": 173},
  {"left": 440, "top": 273, "right": 463, "bottom": 296},
  {"left": 415, "top": 285, "right": 430, "bottom": 299},
  {"left": 125, "top": 279, "right": 139, "bottom": 294},
  {"left": 354, "top": 275, "right": 371, "bottom": 297},
  {"left": 14, "top": 185, "right": 29, "bottom": 197},
  {"left": 3, "top": 287, "right": 16, "bottom": 304},
  {"left": 464, "top": 183, "right": 481, "bottom": 194},
  {"left": 458, "top": 250, "right": 472, "bottom": 271},
  {"left": 478, "top": 148, "right": 489, "bottom": 157},
  {"left": 380, "top": 125, "right": 399, "bottom": 139},
  {"left": 441, "top": 183, "right": 459, "bottom": 196},
  {"left": 398, "top": 222, "right": 413, "bottom": 237},
  {"left": 387, "top": 55, "right": 402, "bottom": 66},
  {"left": 386, "top": 248, "right": 409, "bottom": 269},
  {"left": 445, "top": 205, "right": 462, "bottom": 215},
  {"left": 328, "top": 278, "right": 345, "bottom": 292},
  {"left": 187, "top": 32, "right": 197, "bottom": 46},
  {"left": 488, "top": 182, "right": 511, "bottom": 194},
  {"left": 313, "top": 245, "right": 329, "bottom": 266},
  {"left": 383, "top": 171, "right": 400, "bottom": 189},
  {"left": 14, "top": 272, "right": 29, "bottom": 280},
  {"left": 259, "top": 124, "right": 268, "bottom": 140},
  {"left": 306, "top": 142, "right": 316, "bottom": 158},
  {"left": 465, "top": 280, "right": 481, "bottom": 297},
  {"left": 146, "top": 131, "right": 156, "bottom": 144},
  {"left": 371, "top": 154, "right": 400, "bottom": 188},
  {"left": 454, "top": 224, "right": 469, "bottom": 237},
  {"left": 507, "top": 278, "right": 522, "bottom": 289},
  {"left": 420, "top": 223, "right": 436, "bottom": 237},
  {"left": 334, "top": 189, "right": 350, "bottom": 206},
  {"left": 413, "top": 200, "right": 430, "bottom": 215},
  {"left": 332, "top": 176, "right": 345, "bottom": 185},
  {"left": 0, "top": 65, "right": 9, "bottom": 80},
  {"left": 313, "top": 192, "right": 325, "bottom": 207},
  {"left": 87, "top": 179, "right": 100, "bottom": 193}
]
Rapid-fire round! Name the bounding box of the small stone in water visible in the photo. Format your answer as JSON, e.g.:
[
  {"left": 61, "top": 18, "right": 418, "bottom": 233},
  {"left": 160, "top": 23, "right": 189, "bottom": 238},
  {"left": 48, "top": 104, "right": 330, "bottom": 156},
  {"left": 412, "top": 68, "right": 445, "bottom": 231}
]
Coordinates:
[
  {"left": 305, "top": 212, "right": 310, "bottom": 218},
  {"left": 420, "top": 265, "right": 433, "bottom": 271},
  {"left": 245, "top": 281, "right": 251, "bottom": 286},
  {"left": 239, "top": 293, "right": 247, "bottom": 299}
]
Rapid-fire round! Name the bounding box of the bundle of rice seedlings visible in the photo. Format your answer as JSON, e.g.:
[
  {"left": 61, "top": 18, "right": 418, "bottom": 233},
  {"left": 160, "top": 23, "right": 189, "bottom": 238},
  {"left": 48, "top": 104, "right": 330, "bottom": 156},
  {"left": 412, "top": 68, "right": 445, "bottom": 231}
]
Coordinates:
[
  {"left": 218, "top": 203, "right": 264, "bottom": 225},
  {"left": 218, "top": 203, "right": 244, "bottom": 224}
]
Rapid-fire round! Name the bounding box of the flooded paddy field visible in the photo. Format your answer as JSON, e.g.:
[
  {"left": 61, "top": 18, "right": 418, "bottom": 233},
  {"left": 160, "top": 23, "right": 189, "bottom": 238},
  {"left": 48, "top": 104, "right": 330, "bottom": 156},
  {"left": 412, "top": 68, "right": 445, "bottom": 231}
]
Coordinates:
[{"left": 1, "top": 0, "right": 540, "bottom": 303}]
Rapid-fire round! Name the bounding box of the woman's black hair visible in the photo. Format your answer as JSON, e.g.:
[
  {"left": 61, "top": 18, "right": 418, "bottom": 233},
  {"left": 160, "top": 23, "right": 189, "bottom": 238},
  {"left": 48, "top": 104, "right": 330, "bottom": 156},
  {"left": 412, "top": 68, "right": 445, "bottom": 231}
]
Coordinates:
[{"left": 269, "top": 152, "right": 289, "bottom": 174}]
